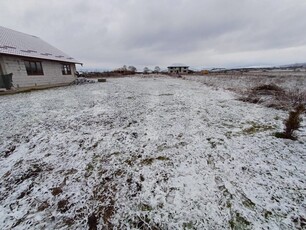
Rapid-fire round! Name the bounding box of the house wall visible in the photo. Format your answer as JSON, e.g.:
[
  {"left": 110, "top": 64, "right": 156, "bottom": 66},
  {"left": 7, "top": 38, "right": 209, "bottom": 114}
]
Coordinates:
[
  {"left": 168, "top": 67, "right": 189, "bottom": 74},
  {"left": 0, "top": 55, "right": 76, "bottom": 88}
]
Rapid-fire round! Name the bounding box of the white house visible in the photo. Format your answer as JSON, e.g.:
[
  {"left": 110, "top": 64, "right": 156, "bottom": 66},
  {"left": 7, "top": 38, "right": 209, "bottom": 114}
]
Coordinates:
[
  {"left": 167, "top": 64, "right": 189, "bottom": 74},
  {"left": 0, "top": 26, "right": 81, "bottom": 89}
]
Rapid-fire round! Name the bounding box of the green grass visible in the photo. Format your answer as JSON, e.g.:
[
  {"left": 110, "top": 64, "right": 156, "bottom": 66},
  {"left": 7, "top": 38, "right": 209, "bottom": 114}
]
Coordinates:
[
  {"left": 141, "top": 156, "right": 170, "bottom": 165},
  {"left": 241, "top": 121, "right": 275, "bottom": 135}
]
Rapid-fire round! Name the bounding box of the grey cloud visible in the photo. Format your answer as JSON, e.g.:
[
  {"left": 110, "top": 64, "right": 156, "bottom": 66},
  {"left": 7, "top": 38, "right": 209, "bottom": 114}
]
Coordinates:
[{"left": 1, "top": 0, "right": 306, "bottom": 69}]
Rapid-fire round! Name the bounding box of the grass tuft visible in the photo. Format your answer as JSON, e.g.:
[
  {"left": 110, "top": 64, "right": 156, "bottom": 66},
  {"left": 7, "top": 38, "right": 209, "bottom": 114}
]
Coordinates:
[{"left": 275, "top": 104, "right": 305, "bottom": 140}]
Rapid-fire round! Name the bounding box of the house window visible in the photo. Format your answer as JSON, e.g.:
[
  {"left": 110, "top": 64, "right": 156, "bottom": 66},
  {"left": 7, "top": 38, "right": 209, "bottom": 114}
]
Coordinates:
[
  {"left": 62, "top": 64, "right": 71, "bottom": 75},
  {"left": 24, "top": 60, "right": 44, "bottom": 75}
]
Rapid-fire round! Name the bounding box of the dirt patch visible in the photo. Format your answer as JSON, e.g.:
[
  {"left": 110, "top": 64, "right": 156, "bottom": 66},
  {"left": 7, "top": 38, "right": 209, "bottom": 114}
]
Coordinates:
[
  {"left": 51, "top": 187, "right": 63, "bottom": 196},
  {"left": 88, "top": 213, "right": 98, "bottom": 230},
  {"left": 37, "top": 201, "right": 49, "bottom": 212},
  {"left": 92, "top": 179, "right": 118, "bottom": 228},
  {"left": 57, "top": 199, "right": 70, "bottom": 213}
]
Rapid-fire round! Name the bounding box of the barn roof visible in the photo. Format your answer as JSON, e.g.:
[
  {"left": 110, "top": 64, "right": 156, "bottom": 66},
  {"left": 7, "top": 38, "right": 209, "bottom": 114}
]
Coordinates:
[
  {"left": 0, "top": 26, "right": 81, "bottom": 64},
  {"left": 167, "top": 63, "right": 189, "bottom": 68}
]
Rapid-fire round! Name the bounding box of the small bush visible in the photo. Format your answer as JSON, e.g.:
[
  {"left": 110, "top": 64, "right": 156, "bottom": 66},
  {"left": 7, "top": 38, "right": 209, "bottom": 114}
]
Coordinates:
[
  {"left": 240, "top": 82, "right": 306, "bottom": 111},
  {"left": 252, "top": 84, "right": 284, "bottom": 92},
  {"left": 275, "top": 104, "right": 305, "bottom": 140},
  {"left": 285, "top": 90, "right": 306, "bottom": 107}
]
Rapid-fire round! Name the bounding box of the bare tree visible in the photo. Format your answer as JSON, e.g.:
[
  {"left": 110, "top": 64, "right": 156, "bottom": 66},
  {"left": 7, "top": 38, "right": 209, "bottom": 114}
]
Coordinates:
[
  {"left": 154, "top": 66, "right": 161, "bottom": 73},
  {"left": 143, "top": 67, "right": 150, "bottom": 74},
  {"left": 128, "top": 66, "right": 137, "bottom": 72}
]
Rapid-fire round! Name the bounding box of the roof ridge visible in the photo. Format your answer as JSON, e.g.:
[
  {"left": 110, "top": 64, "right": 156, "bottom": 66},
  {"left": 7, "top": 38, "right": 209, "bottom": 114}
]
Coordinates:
[{"left": 0, "top": 25, "right": 38, "bottom": 39}]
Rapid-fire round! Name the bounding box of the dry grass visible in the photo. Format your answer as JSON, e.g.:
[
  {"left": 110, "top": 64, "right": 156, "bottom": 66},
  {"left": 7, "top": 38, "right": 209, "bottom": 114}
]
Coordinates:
[
  {"left": 185, "top": 72, "right": 306, "bottom": 111},
  {"left": 238, "top": 84, "right": 306, "bottom": 111},
  {"left": 275, "top": 104, "right": 305, "bottom": 140}
]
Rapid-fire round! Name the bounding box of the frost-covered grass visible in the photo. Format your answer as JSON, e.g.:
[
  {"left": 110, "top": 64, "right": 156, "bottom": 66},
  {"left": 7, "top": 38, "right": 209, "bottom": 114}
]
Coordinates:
[
  {"left": 0, "top": 77, "right": 305, "bottom": 229},
  {"left": 185, "top": 72, "right": 306, "bottom": 111},
  {"left": 185, "top": 72, "right": 306, "bottom": 92}
]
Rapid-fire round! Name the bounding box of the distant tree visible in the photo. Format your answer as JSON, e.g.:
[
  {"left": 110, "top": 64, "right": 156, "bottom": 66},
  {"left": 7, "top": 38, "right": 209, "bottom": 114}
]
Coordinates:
[
  {"left": 143, "top": 67, "right": 150, "bottom": 74},
  {"left": 115, "top": 65, "right": 130, "bottom": 74},
  {"left": 154, "top": 66, "right": 161, "bottom": 73},
  {"left": 128, "top": 66, "right": 137, "bottom": 72}
]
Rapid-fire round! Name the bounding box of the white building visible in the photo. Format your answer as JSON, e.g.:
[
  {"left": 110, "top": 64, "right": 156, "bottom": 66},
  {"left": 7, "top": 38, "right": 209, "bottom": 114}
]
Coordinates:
[
  {"left": 167, "top": 64, "right": 189, "bottom": 74},
  {"left": 0, "top": 26, "right": 81, "bottom": 89}
]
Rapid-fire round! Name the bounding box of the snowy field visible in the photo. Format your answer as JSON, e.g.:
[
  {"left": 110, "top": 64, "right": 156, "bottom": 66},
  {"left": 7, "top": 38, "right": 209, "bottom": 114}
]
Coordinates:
[
  {"left": 185, "top": 72, "right": 306, "bottom": 93},
  {"left": 0, "top": 76, "right": 305, "bottom": 229}
]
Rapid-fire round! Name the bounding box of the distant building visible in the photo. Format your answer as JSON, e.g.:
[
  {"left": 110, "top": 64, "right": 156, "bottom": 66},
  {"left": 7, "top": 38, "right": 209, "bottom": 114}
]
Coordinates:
[
  {"left": 0, "top": 26, "right": 82, "bottom": 89},
  {"left": 167, "top": 64, "right": 189, "bottom": 74}
]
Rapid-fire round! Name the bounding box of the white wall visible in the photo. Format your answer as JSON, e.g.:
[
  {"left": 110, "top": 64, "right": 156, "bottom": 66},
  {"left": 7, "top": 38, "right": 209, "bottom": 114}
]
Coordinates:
[
  {"left": 0, "top": 55, "right": 77, "bottom": 88},
  {"left": 168, "top": 67, "right": 189, "bottom": 74}
]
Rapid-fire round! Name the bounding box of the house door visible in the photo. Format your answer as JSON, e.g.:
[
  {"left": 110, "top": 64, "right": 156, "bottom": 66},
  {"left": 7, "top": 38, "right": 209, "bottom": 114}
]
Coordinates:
[{"left": 0, "top": 63, "right": 3, "bottom": 75}]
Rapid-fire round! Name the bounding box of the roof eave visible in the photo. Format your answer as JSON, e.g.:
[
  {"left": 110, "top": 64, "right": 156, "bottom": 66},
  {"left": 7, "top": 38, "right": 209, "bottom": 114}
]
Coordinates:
[
  {"left": 167, "top": 66, "right": 189, "bottom": 68},
  {"left": 0, "top": 52, "right": 82, "bottom": 65}
]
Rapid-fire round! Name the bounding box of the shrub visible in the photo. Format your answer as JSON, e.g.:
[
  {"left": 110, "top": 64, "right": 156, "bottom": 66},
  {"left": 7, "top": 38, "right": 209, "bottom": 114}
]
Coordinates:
[
  {"left": 252, "top": 84, "right": 284, "bottom": 92},
  {"left": 285, "top": 90, "right": 306, "bottom": 107},
  {"left": 275, "top": 104, "right": 305, "bottom": 140}
]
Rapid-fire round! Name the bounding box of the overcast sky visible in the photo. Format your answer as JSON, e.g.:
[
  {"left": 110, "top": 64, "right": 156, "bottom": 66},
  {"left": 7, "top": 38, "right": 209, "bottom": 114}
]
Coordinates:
[{"left": 1, "top": 0, "right": 306, "bottom": 70}]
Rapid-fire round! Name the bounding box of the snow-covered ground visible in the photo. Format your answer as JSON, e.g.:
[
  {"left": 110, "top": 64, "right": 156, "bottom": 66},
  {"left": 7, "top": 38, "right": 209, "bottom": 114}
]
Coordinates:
[
  {"left": 185, "top": 73, "right": 306, "bottom": 92},
  {"left": 0, "top": 76, "right": 305, "bottom": 229}
]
